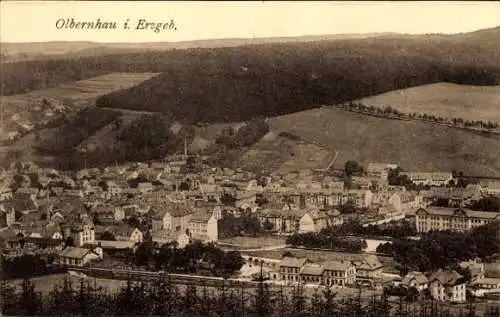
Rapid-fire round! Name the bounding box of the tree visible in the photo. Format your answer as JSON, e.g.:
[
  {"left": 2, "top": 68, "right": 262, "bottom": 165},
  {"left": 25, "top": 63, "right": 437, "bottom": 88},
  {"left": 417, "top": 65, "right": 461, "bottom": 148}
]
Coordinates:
[
  {"left": 101, "top": 231, "right": 116, "bottom": 241},
  {"left": 344, "top": 160, "right": 364, "bottom": 178},
  {"left": 18, "top": 278, "right": 42, "bottom": 316}
]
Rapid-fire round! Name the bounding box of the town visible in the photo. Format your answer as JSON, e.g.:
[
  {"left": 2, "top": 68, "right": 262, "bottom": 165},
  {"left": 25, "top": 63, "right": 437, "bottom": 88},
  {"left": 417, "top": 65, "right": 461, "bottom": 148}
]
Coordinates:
[{"left": 1, "top": 151, "right": 499, "bottom": 316}]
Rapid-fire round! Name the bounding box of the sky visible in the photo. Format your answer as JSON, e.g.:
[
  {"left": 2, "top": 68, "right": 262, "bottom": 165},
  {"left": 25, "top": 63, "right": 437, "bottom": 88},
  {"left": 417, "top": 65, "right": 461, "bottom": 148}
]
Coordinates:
[{"left": 1, "top": 1, "right": 499, "bottom": 43}]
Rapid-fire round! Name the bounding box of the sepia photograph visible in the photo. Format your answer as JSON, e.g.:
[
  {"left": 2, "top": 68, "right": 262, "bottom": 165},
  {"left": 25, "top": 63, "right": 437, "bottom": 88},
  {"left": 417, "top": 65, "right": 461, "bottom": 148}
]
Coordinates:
[{"left": 0, "top": 1, "right": 499, "bottom": 316}]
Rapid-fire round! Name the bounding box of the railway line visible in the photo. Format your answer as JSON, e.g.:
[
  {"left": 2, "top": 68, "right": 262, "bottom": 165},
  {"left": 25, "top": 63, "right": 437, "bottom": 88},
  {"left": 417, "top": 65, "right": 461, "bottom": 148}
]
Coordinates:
[{"left": 68, "top": 266, "right": 259, "bottom": 288}]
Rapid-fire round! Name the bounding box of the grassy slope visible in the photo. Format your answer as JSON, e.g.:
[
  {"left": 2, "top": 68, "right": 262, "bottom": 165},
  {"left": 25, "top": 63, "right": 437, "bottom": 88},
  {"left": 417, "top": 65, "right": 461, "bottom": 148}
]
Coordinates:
[
  {"left": 357, "top": 83, "right": 500, "bottom": 122},
  {"left": 268, "top": 107, "right": 500, "bottom": 177}
]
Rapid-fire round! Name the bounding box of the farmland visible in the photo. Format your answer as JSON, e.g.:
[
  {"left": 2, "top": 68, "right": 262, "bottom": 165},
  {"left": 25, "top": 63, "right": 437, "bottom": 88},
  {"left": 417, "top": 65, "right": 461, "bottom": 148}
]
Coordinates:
[
  {"left": 268, "top": 107, "right": 500, "bottom": 177},
  {"left": 357, "top": 82, "right": 500, "bottom": 123}
]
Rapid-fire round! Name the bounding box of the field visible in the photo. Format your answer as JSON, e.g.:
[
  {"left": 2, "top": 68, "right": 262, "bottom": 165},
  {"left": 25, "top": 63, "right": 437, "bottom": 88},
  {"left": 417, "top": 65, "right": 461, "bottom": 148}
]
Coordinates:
[
  {"left": 268, "top": 107, "right": 500, "bottom": 177},
  {"left": 357, "top": 83, "right": 500, "bottom": 123},
  {"left": 1, "top": 72, "right": 160, "bottom": 115},
  {"left": 218, "top": 236, "right": 287, "bottom": 249},
  {"left": 238, "top": 131, "right": 335, "bottom": 174},
  {"left": 241, "top": 248, "right": 399, "bottom": 275}
]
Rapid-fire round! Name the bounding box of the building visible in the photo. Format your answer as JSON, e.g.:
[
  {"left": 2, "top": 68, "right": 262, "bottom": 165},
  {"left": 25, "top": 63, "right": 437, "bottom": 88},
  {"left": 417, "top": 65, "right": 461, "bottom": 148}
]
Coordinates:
[
  {"left": 322, "top": 260, "right": 356, "bottom": 287},
  {"left": 353, "top": 255, "right": 384, "bottom": 287},
  {"left": 0, "top": 203, "right": 15, "bottom": 228},
  {"left": 300, "top": 263, "right": 324, "bottom": 284},
  {"left": 428, "top": 269, "right": 466, "bottom": 302},
  {"left": 402, "top": 271, "right": 429, "bottom": 291},
  {"left": 60, "top": 215, "right": 95, "bottom": 247},
  {"left": 400, "top": 172, "right": 453, "bottom": 187},
  {"left": 257, "top": 206, "right": 305, "bottom": 235},
  {"left": 280, "top": 257, "right": 308, "bottom": 283},
  {"left": 188, "top": 212, "right": 218, "bottom": 243},
  {"left": 483, "top": 181, "right": 500, "bottom": 195},
  {"left": 366, "top": 163, "right": 398, "bottom": 180},
  {"left": 415, "top": 207, "right": 500, "bottom": 233},
  {"left": 298, "top": 208, "right": 329, "bottom": 233},
  {"left": 151, "top": 203, "right": 194, "bottom": 232},
  {"left": 104, "top": 225, "right": 143, "bottom": 244},
  {"left": 57, "top": 246, "right": 102, "bottom": 267},
  {"left": 152, "top": 229, "right": 190, "bottom": 248},
  {"left": 459, "top": 259, "right": 485, "bottom": 282}
]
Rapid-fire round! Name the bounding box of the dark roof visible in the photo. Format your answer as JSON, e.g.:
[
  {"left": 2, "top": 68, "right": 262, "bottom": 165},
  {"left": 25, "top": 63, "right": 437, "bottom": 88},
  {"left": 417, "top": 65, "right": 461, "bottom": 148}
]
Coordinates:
[{"left": 429, "top": 269, "right": 464, "bottom": 286}]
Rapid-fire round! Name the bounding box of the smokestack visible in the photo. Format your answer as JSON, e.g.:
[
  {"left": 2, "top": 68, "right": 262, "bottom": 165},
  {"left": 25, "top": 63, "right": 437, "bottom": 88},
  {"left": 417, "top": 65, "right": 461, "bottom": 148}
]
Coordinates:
[{"left": 184, "top": 137, "right": 187, "bottom": 156}]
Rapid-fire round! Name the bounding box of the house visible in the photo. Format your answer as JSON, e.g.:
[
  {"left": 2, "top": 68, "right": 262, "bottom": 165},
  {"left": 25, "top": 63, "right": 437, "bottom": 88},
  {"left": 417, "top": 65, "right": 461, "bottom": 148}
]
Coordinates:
[
  {"left": 428, "top": 269, "right": 467, "bottom": 302},
  {"left": 257, "top": 206, "right": 305, "bottom": 235},
  {"left": 188, "top": 212, "right": 218, "bottom": 243},
  {"left": 298, "top": 208, "right": 329, "bottom": 233},
  {"left": 152, "top": 229, "right": 190, "bottom": 248},
  {"left": 57, "top": 246, "right": 102, "bottom": 267},
  {"left": 137, "top": 182, "right": 154, "bottom": 194},
  {"left": 402, "top": 271, "right": 429, "bottom": 291},
  {"left": 105, "top": 225, "right": 143, "bottom": 244},
  {"left": 322, "top": 260, "right": 356, "bottom": 287},
  {"left": 60, "top": 215, "right": 95, "bottom": 247},
  {"left": 483, "top": 181, "right": 500, "bottom": 195},
  {"left": 353, "top": 255, "right": 384, "bottom": 287},
  {"left": 459, "top": 259, "right": 485, "bottom": 282},
  {"left": 151, "top": 203, "right": 194, "bottom": 232},
  {"left": 366, "top": 163, "right": 398, "bottom": 180},
  {"left": 471, "top": 278, "right": 500, "bottom": 291},
  {"left": 344, "top": 189, "right": 373, "bottom": 208},
  {"left": 280, "top": 257, "right": 308, "bottom": 283},
  {"left": 415, "top": 207, "right": 500, "bottom": 233}
]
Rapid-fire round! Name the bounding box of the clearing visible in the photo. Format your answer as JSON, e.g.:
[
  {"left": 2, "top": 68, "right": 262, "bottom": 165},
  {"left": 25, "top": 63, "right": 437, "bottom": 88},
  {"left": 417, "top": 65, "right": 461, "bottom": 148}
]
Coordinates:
[
  {"left": 356, "top": 83, "right": 500, "bottom": 123},
  {"left": 238, "top": 131, "right": 335, "bottom": 174}
]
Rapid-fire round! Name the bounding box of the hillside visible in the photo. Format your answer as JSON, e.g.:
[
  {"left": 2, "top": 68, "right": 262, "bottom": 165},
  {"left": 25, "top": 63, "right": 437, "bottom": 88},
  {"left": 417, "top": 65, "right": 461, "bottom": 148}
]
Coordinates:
[
  {"left": 92, "top": 33, "right": 499, "bottom": 123},
  {"left": 356, "top": 83, "right": 500, "bottom": 122},
  {"left": 1, "top": 28, "right": 499, "bottom": 107},
  {"left": 268, "top": 107, "right": 500, "bottom": 177}
]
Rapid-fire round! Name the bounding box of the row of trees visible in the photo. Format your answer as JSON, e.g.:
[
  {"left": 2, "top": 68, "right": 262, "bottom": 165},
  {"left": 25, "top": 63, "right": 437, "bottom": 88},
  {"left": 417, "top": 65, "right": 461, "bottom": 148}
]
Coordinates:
[
  {"left": 2, "top": 275, "right": 498, "bottom": 317},
  {"left": 286, "top": 232, "right": 367, "bottom": 253},
  {"left": 131, "top": 241, "right": 245, "bottom": 276},
  {"left": 321, "top": 220, "right": 417, "bottom": 239},
  {"left": 376, "top": 220, "right": 500, "bottom": 273},
  {"left": 337, "top": 102, "right": 499, "bottom": 132}
]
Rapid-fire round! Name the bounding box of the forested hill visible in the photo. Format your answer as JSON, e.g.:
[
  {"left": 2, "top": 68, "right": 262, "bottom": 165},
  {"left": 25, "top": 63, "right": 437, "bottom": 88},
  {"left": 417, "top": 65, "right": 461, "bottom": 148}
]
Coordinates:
[
  {"left": 95, "top": 36, "right": 500, "bottom": 123},
  {"left": 1, "top": 28, "right": 499, "bottom": 123}
]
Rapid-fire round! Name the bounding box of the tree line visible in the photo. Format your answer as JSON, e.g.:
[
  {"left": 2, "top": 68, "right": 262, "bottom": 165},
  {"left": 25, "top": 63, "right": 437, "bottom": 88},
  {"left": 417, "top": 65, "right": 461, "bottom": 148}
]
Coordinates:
[
  {"left": 335, "top": 102, "right": 499, "bottom": 132},
  {"left": 376, "top": 220, "right": 500, "bottom": 274},
  {"left": 321, "top": 220, "right": 417, "bottom": 239},
  {"left": 2, "top": 274, "right": 498, "bottom": 317}
]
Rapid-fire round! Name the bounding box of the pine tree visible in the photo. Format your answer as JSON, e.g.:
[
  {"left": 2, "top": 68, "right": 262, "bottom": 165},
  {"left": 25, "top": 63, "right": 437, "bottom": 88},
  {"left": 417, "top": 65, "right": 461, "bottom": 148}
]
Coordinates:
[
  {"left": 253, "top": 272, "right": 273, "bottom": 316},
  {"left": 18, "top": 278, "right": 42, "bottom": 316},
  {"left": 310, "top": 287, "right": 323, "bottom": 317},
  {"left": 321, "top": 286, "right": 338, "bottom": 317},
  {"left": 290, "top": 283, "right": 307, "bottom": 317},
  {"left": 183, "top": 283, "right": 201, "bottom": 316},
  {"left": 0, "top": 278, "right": 18, "bottom": 316}
]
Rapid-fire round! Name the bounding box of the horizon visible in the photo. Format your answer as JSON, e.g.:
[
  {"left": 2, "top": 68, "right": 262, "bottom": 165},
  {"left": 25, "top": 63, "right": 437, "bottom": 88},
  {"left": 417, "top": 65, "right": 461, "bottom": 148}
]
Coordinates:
[
  {"left": 1, "top": 25, "right": 499, "bottom": 45},
  {"left": 1, "top": 1, "right": 500, "bottom": 44}
]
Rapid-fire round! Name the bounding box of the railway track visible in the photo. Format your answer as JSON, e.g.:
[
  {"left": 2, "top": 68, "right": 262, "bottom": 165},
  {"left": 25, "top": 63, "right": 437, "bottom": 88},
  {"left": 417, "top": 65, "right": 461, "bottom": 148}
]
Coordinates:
[{"left": 68, "top": 266, "right": 258, "bottom": 288}]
